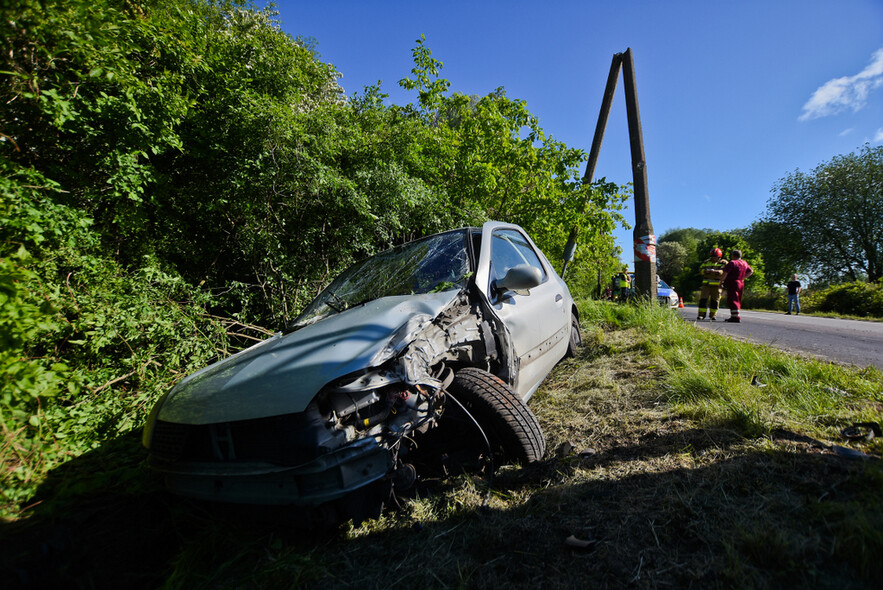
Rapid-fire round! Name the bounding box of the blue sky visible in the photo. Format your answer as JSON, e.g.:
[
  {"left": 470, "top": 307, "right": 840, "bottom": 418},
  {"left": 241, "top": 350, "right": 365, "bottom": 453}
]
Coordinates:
[{"left": 273, "top": 0, "right": 883, "bottom": 264}]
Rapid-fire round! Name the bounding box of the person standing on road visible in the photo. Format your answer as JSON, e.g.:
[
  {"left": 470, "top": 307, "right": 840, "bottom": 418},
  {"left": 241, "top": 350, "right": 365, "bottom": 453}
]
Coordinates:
[
  {"left": 721, "top": 249, "right": 753, "bottom": 323},
  {"left": 697, "top": 247, "right": 728, "bottom": 321},
  {"left": 786, "top": 274, "right": 802, "bottom": 315}
]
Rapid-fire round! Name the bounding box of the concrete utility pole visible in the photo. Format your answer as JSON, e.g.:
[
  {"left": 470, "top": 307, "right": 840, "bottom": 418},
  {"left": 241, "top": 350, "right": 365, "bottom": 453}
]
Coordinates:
[
  {"left": 562, "top": 48, "right": 657, "bottom": 303},
  {"left": 621, "top": 49, "right": 656, "bottom": 300}
]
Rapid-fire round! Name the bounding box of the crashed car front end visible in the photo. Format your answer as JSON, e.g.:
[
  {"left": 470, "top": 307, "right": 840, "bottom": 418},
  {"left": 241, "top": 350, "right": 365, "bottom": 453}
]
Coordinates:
[
  {"left": 143, "top": 230, "right": 501, "bottom": 507},
  {"left": 146, "top": 366, "right": 442, "bottom": 506}
]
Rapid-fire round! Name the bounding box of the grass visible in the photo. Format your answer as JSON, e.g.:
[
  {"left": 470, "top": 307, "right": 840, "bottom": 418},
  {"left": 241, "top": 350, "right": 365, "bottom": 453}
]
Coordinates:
[{"left": 1, "top": 300, "right": 882, "bottom": 589}]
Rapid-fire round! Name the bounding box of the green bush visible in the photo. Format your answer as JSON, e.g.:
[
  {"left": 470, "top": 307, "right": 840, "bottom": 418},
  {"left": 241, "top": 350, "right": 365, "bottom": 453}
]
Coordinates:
[
  {"left": 740, "top": 283, "right": 883, "bottom": 318},
  {"left": 0, "top": 249, "right": 236, "bottom": 515},
  {"left": 1, "top": 161, "right": 236, "bottom": 515},
  {"left": 741, "top": 290, "right": 783, "bottom": 311},
  {"left": 816, "top": 282, "right": 883, "bottom": 317}
]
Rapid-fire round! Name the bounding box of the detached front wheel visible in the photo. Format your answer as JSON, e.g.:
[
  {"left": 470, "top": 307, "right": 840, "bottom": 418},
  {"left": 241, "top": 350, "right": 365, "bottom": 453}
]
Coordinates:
[{"left": 445, "top": 368, "right": 546, "bottom": 464}]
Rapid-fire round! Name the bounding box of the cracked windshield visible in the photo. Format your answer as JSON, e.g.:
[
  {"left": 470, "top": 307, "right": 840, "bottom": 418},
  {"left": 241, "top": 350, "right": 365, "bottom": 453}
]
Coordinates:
[{"left": 292, "top": 230, "right": 472, "bottom": 328}]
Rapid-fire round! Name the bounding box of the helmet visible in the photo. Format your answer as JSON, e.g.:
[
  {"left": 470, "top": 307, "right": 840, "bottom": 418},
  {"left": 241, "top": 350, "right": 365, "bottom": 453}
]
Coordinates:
[{"left": 710, "top": 248, "right": 722, "bottom": 258}]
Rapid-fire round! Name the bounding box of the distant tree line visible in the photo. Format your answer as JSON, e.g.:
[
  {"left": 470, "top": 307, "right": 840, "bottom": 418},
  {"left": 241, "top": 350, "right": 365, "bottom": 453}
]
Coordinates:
[
  {"left": 751, "top": 144, "right": 882, "bottom": 286},
  {"left": 656, "top": 144, "right": 883, "bottom": 299}
]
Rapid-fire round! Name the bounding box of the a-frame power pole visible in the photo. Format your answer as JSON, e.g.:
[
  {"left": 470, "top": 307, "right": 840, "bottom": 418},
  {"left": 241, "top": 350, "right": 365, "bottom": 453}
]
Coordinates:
[{"left": 563, "top": 48, "right": 657, "bottom": 302}]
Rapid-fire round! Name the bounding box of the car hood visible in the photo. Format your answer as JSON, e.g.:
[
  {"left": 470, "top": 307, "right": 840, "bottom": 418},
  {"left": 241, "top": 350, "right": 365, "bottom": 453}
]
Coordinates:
[{"left": 157, "top": 290, "right": 461, "bottom": 425}]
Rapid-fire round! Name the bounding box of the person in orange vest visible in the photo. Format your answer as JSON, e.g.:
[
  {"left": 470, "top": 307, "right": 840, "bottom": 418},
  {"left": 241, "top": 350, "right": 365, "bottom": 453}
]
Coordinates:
[
  {"left": 697, "top": 248, "right": 727, "bottom": 321},
  {"left": 721, "top": 249, "right": 754, "bottom": 323}
]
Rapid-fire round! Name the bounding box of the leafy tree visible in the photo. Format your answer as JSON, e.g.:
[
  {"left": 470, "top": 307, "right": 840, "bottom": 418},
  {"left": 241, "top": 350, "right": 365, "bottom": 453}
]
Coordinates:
[
  {"left": 761, "top": 144, "right": 883, "bottom": 283},
  {"left": 398, "top": 34, "right": 451, "bottom": 112},
  {"left": 395, "top": 40, "right": 629, "bottom": 295},
  {"left": 675, "top": 231, "right": 765, "bottom": 295},
  {"left": 656, "top": 241, "right": 687, "bottom": 285},
  {"left": 658, "top": 227, "right": 714, "bottom": 258},
  {"left": 744, "top": 220, "right": 805, "bottom": 287}
]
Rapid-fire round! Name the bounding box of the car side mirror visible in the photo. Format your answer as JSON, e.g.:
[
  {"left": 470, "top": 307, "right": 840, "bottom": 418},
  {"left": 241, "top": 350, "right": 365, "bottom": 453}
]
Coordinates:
[{"left": 494, "top": 264, "right": 542, "bottom": 296}]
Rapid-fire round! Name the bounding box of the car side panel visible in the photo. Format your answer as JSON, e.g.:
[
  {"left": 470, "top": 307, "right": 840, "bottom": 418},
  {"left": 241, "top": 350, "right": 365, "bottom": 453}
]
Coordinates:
[{"left": 473, "top": 222, "right": 573, "bottom": 401}]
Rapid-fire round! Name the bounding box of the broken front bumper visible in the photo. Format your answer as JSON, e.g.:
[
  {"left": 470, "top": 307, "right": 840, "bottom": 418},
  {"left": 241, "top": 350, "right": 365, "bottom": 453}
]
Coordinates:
[{"left": 150, "top": 438, "right": 393, "bottom": 506}]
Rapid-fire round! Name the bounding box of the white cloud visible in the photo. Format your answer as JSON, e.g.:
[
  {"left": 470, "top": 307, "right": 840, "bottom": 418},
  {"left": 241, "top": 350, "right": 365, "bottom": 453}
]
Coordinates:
[
  {"left": 874, "top": 128, "right": 883, "bottom": 143},
  {"left": 799, "top": 47, "right": 883, "bottom": 121},
  {"left": 839, "top": 128, "right": 854, "bottom": 136}
]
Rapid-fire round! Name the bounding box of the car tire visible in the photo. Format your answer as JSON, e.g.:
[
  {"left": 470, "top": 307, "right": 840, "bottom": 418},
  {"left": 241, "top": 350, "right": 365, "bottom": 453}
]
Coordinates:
[
  {"left": 446, "top": 367, "right": 546, "bottom": 464},
  {"left": 565, "top": 312, "right": 581, "bottom": 358}
]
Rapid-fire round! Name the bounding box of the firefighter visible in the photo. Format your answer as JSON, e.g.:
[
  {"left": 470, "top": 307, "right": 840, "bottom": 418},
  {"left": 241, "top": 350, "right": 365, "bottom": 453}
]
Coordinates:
[
  {"left": 697, "top": 248, "right": 727, "bottom": 321},
  {"left": 722, "top": 249, "right": 754, "bottom": 323}
]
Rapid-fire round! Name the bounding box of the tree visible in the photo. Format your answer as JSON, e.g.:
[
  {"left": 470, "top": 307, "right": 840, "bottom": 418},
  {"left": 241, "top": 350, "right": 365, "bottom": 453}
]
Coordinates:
[
  {"left": 656, "top": 241, "right": 687, "bottom": 284},
  {"left": 395, "top": 39, "right": 629, "bottom": 296},
  {"left": 762, "top": 144, "right": 883, "bottom": 283},
  {"left": 744, "top": 220, "right": 805, "bottom": 287},
  {"left": 675, "top": 231, "right": 764, "bottom": 295},
  {"left": 658, "top": 227, "right": 714, "bottom": 258}
]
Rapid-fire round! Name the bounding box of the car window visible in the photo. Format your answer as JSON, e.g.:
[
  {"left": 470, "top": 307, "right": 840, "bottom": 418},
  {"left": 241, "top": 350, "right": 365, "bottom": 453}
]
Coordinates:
[
  {"left": 658, "top": 278, "right": 670, "bottom": 289},
  {"left": 292, "top": 230, "right": 470, "bottom": 328},
  {"left": 489, "top": 229, "right": 548, "bottom": 287}
]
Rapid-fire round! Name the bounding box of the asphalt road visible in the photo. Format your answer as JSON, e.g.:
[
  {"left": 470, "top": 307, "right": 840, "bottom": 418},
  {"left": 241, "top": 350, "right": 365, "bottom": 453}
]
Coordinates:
[{"left": 676, "top": 305, "right": 883, "bottom": 370}]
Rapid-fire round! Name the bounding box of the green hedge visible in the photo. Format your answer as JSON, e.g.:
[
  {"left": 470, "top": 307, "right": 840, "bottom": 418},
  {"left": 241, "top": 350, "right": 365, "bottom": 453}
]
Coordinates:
[
  {"left": 741, "top": 282, "right": 883, "bottom": 318},
  {"left": 814, "top": 282, "right": 883, "bottom": 317}
]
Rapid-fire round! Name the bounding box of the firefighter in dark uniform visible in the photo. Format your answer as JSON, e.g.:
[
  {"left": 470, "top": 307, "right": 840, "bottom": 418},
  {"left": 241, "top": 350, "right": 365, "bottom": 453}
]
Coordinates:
[{"left": 697, "top": 248, "right": 727, "bottom": 321}]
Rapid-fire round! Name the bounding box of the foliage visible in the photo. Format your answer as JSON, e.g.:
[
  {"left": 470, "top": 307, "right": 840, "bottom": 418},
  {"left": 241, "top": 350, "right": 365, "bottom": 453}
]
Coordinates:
[
  {"left": 0, "top": 249, "right": 69, "bottom": 422},
  {"left": 657, "top": 227, "right": 714, "bottom": 297},
  {"left": 761, "top": 144, "right": 883, "bottom": 284},
  {"left": 740, "top": 289, "right": 787, "bottom": 312},
  {"left": 813, "top": 281, "right": 883, "bottom": 317},
  {"left": 395, "top": 44, "right": 629, "bottom": 296},
  {"left": 656, "top": 240, "right": 687, "bottom": 284},
  {"left": 674, "top": 230, "right": 765, "bottom": 296},
  {"left": 3, "top": 0, "right": 628, "bottom": 325},
  {"left": 742, "top": 282, "right": 883, "bottom": 319},
  {"left": 745, "top": 219, "right": 805, "bottom": 287},
  {"left": 0, "top": 160, "right": 235, "bottom": 513},
  {"left": 0, "top": 0, "right": 631, "bottom": 516},
  {"left": 658, "top": 227, "right": 713, "bottom": 256}
]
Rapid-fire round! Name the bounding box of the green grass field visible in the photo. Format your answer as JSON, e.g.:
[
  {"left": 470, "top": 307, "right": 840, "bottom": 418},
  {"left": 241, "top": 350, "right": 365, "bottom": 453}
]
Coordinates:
[{"left": 2, "top": 300, "right": 881, "bottom": 589}]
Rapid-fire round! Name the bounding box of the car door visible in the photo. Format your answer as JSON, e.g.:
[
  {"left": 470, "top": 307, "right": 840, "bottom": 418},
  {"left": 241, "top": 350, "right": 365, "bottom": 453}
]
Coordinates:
[{"left": 473, "top": 222, "right": 571, "bottom": 400}]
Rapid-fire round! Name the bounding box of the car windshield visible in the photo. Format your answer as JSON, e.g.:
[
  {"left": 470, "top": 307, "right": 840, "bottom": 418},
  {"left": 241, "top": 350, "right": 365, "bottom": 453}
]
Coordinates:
[
  {"left": 291, "top": 230, "right": 472, "bottom": 329},
  {"left": 658, "top": 278, "right": 670, "bottom": 289}
]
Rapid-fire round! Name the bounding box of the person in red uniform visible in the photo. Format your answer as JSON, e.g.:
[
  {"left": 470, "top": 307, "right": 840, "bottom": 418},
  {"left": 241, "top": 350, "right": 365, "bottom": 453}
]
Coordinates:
[{"left": 721, "top": 249, "right": 753, "bottom": 323}]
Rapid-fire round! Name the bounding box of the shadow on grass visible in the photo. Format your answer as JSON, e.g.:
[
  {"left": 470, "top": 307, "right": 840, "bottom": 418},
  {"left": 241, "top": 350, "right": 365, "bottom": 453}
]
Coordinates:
[
  {"left": 486, "top": 437, "right": 883, "bottom": 589},
  {"left": 0, "top": 430, "right": 378, "bottom": 589},
  {"left": 0, "top": 431, "right": 182, "bottom": 589},
  {"left": 2, "top": 426, "right": 881, "bottom": 589}
]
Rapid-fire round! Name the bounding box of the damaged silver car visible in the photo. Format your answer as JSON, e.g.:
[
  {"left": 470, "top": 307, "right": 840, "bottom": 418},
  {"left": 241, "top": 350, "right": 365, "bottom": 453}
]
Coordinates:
[{"left": 143, "top": 221, "right": 580, "bottom": 520}]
